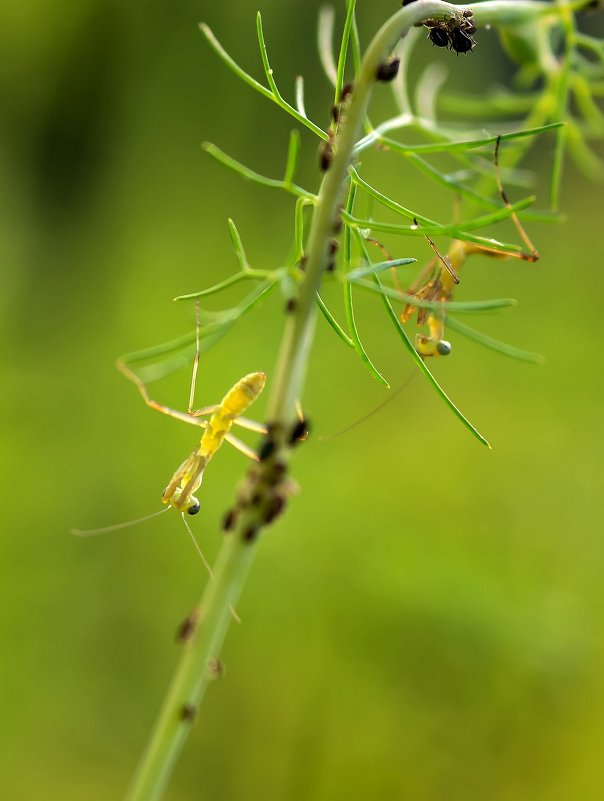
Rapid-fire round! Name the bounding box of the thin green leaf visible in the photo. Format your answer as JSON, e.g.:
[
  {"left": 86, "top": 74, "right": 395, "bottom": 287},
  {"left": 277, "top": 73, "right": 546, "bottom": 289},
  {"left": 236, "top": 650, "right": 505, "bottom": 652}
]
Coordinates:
[
  {"left": 293, "top": 196, "right": 312, "bottom": 262},
  {"left": 566, "top": 117, "right": 604, "bottom": 177},
  {"left": 232, "top": 279, "right": 279, "bottom": 315},
  {"left": 347, "top": 257, "right": 416, "bottom": 280},
  {"left": 283, "top": 129, "right": 301, "bottom": 187},
  {"left": 129, "top": 327, "right": 234, "bottom": 386},
  {"left": 446, "top": 317, "right": 544, "bottom": 363},
  {"left": 228, "top": 218, "right": 249, "bottom": 271},
  {"left": 350, "top": 8, "right": 362, "bottom": 77},
  {"left": 200, "top": 23, "right": 274, "bottom": 101},
  {"left": 344, "top": 183, "right": 389, "bottom": 387},
  {"left": 344, "top": 280, "right": 389, "bottom": 387},
  {"left": 335, "top": 0, "right": 357, "bottom": 105},
  {"left": 439, "top": 90, "right": 542, "bottom": 117},
  {"left": 317, "top": 6, "right": 338, "bottom": 86},
  {"left": 121, "top": 329, "right": 212, "bottom": 366},
  {"left": 316, "top": 293, "right": 354, "bottom": 347},
  {"left": 348, "top": 165, "right": 435, "bottom": 224},
  {"left": 377, "top": 122, "right": 565, "bottom": 155},
  {"left": 352, "top": 232, "right": 489, "bottom": 447},
  {"left": 200, "top": 23, "right": 327, "bottom": 142},
  {"left": 520, "top": 209, "right": 566, "bottom": 224},
  {"left": 346, "top": 213, "right": 533, "bottom": 255},
  {"left": 203, "top": 142, "right": 315, "bottom": 201},
  {"left": 415, "top": 62, "right": 448, "bottom": 123},
  {"left": 550, "top": 124, "right": 566, "bottom": 212},
  {"left": 204, "top": 142, "right": 285, "bottom": 189},
  {"left": 295, "top": 76, "right": 307, "bottom": 119},
  {"left": 256, "top": 12, "right": 281, "bottom": 98},
  {"left": 176, "top": 278, "right": 277, "bottom": 312},
  {"left": 347, "top": 276, "right": 517, "bottom": 313},
  {"left": 348, "top": 165, "right": 536, "bottom": 239},
  {"left": 406, "top": 152, "right": 500, "bottom": 208},
  {"left": 174, "top": 273, "right": 248, "bottom": 300},
  {"left": 376, "top": 272, "right": 490, "bottom": 447}
]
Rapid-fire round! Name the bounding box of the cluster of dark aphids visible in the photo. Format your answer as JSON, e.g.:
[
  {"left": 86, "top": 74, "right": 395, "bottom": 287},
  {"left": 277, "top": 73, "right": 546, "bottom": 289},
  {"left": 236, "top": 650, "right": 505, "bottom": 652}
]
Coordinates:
[
  {"left": 424, "top": 11, "right": 477, "bottom": 55},
  {"left": 221, "top": 417, "right": 310, "bottom": 542},
  {"left": 320, "top": 82, "right": 354, "bottom": 172},
  {"left": 401, "top": 1, "right": 477, "bottom": 55}
]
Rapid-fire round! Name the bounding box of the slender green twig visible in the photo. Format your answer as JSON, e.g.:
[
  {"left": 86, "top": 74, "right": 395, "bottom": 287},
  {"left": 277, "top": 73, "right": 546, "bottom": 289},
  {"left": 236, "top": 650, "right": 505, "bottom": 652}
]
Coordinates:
[{"left": 124, "top": 2, "right": 589, "bottom": 799}]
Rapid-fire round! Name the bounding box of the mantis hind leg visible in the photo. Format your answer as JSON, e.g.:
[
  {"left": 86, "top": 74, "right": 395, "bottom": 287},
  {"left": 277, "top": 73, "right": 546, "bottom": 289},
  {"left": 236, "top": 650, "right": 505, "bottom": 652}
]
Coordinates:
[
  {"left": 117, "top": 358, "right": 210, "bottom": 429},
  {"left": 487, "top": 136, "right": 539, "bottom": 263}
]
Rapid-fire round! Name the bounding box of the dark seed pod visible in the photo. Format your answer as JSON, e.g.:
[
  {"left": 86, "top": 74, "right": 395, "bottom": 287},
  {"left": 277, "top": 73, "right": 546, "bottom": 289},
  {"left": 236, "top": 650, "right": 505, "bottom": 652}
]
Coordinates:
[
  {"left": 176, "top": 611, "right": 198, "bottom": 643},
  {"left": 320, "top": 142, "right": 333, "bottom": 172},
  {"left": 328, "top": 238, "right": 339, "bottom": 255},
  {"left": 285, "top": 298, "right": 297, "bottom": 314},
  {"left": 436, "top": 340, "right": 452, "bottom": 356},
  {"left": 429, "top": 27, "right": 450, "bottom": 48},
  {"left": 376, "top": 57, "right": 400, "bottom": 83},
  {"left": 331, "top": 104, "right": 340, "bottom": 124},
  {"left": 451, "top": 27, "right": 475, "bottom": 54},
  {"left": 222, "top": 507, "right": 238, "bottom": 532},
  {"left": 180, "top": 704, "right": 196, "bottom": 722},
  {"left": 187, "top": 501, "right": 200, "bottom": 516},
  {"left": 264, "top": 494, "right": 286, "bottom": 525},
  {"left": 340, "top": 82, "right": 354, "bottom": 102},
  {"left": 242, "top": 524, "right": 260, "bottom": 543},
  {"left": 289, "top": 418, "right": 310, "bottom": 445},
  {"left": 258, "top": 437, "right": 276, "bottom": 462}
]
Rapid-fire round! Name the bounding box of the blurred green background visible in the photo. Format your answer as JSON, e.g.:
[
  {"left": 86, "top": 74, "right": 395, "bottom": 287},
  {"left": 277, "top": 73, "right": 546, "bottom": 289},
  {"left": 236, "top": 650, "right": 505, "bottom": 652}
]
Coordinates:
[{"left": 2, "top": 2, "right": 604, "bottom": 799}]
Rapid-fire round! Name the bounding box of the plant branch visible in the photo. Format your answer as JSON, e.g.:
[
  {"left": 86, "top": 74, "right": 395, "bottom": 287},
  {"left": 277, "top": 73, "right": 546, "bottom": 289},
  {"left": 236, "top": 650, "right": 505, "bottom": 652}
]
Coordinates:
[{"left": 124, "top": 2, "right": 568, "bottom": 799}]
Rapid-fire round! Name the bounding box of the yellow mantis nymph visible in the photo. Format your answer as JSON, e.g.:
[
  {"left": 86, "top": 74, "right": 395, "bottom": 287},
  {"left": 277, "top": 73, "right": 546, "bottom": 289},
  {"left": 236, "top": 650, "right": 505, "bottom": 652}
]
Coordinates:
[
  {"left": 73, "top": 304, "right": 267, "bottom": 574},
  {"left": 401, "top": 136, "right": 539, "bottom": 357}
]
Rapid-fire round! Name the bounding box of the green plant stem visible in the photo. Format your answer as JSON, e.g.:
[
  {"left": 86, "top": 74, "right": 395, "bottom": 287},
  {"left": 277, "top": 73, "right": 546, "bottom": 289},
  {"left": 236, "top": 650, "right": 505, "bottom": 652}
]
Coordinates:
[
  {"left": 124, "top": 3, "right": 552, "bottom": 799},
  {"left": 125, "top": 536, "right": 256, "bottom": 801}
]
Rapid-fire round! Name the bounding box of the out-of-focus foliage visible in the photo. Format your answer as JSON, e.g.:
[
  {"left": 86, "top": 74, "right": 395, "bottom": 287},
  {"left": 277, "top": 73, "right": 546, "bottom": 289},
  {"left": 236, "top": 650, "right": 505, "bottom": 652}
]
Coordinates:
[{"left": 1, "top": 2, "right": 603, "bottom": 800}]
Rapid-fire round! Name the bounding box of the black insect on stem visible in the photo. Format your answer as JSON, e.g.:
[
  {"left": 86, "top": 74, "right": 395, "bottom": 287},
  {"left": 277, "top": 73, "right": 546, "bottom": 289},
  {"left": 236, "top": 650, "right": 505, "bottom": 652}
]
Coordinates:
[
  {"left": 429, "top": 27, "right": 450, "bottom": 48},
  {"left": 332, "top": 210, "right": 343, "bottom": 235},
  {"left": 289, "top": 418, "right": 310, "bottom": 445},
  {"left": 451, "top": 27, "right": 475, "bottom": 55},
  {"left": 242, "top": 524, "right": 260, "bottom": 543},
  {"left": 180, "top": 704, "right": 196, "bottom": 723},
  {"left": 339, "top": 82, "right": 354, "bottom": 102},
  {"left": 263, "top": 493, "right": 287, "bottom": 525},
  {"left": 176, "top": 610, "right": 199, "bottom": 644},
  {"left": 376, "top": 57, "right": 400, "bottom": 82},
  {"left": 222, "top": 507, "right": 238, "bottom": 532},
  {"left": 319, "top": 140, "right": 334, "bottom": 172}
]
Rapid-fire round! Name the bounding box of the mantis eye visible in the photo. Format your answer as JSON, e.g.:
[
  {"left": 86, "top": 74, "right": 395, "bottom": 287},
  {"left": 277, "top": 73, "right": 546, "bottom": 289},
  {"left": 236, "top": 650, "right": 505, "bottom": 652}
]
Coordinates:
[
  {"left": 436, "top": 340, "right": 452, "bottom": 356},
  {"left": 187, "top": 498, "right": 201, "bottom": 515}
]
